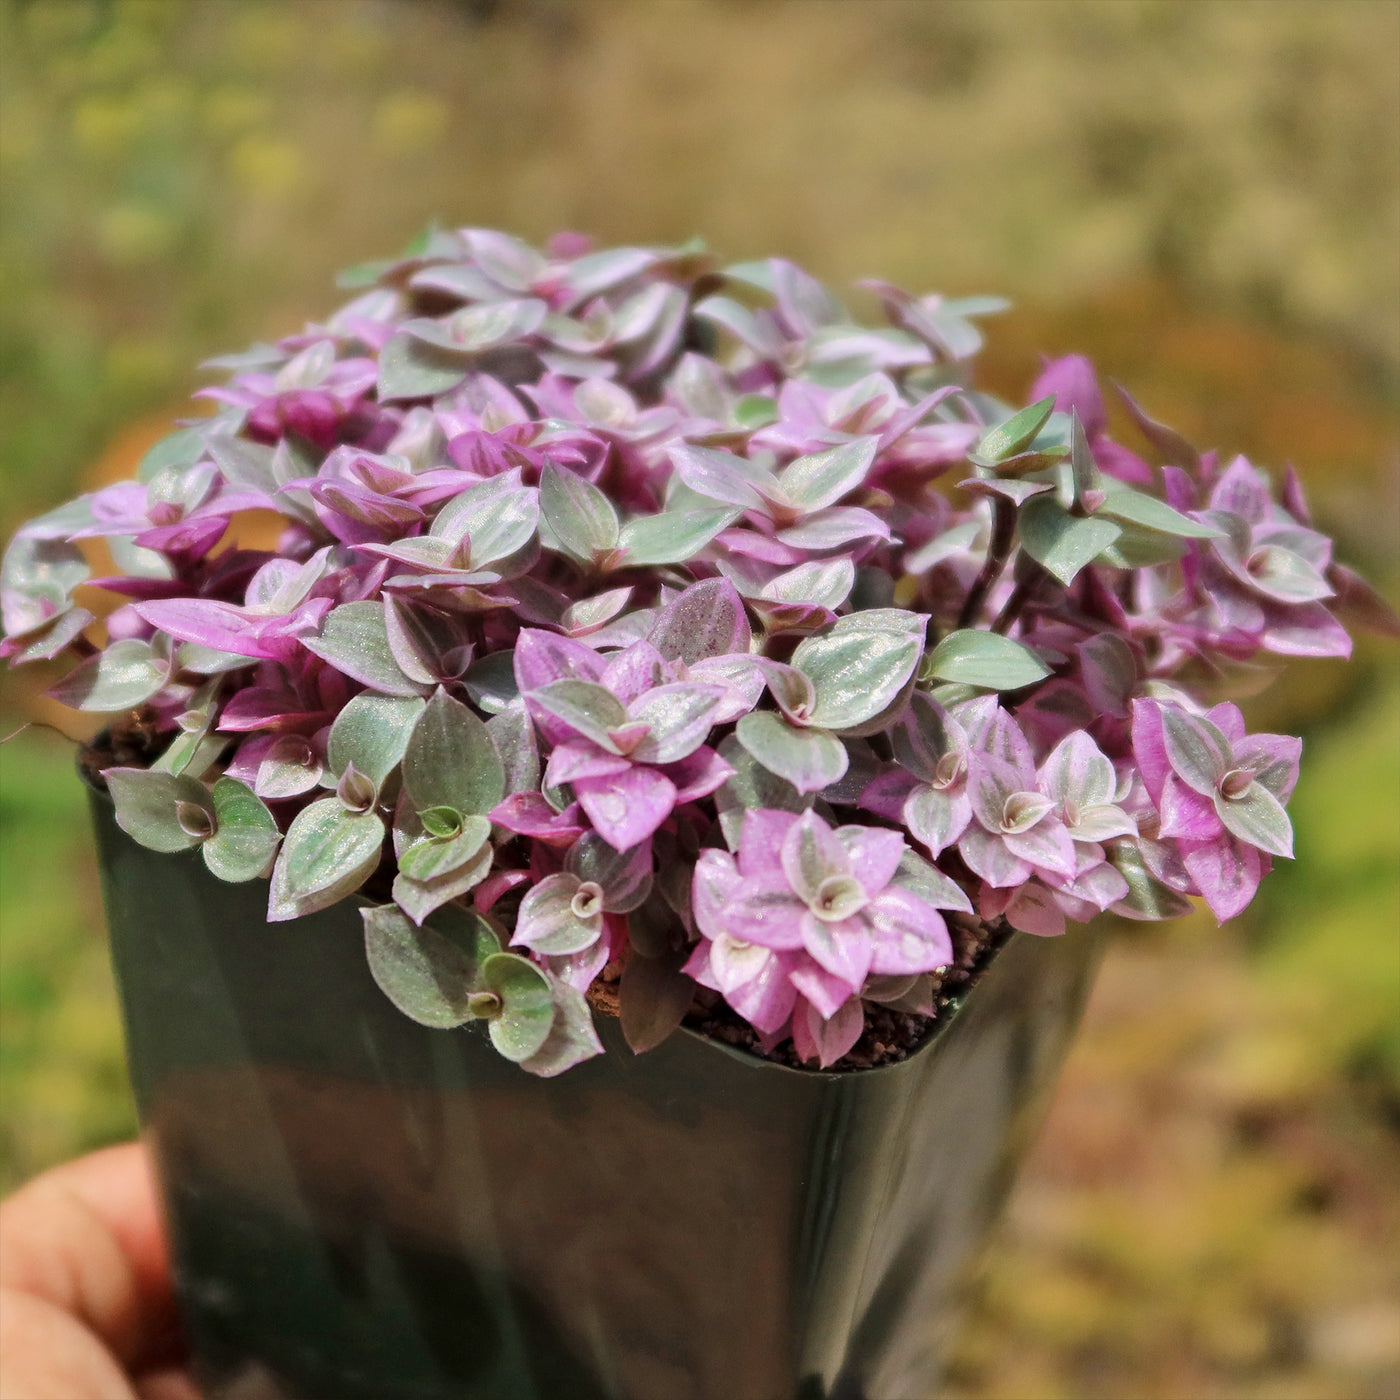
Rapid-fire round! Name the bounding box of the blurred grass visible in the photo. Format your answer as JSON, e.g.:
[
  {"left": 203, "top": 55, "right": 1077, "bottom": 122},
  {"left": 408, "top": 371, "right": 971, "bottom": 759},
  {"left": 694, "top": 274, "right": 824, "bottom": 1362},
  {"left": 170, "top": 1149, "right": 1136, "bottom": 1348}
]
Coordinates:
[{"left": 0, "top": 2, "right": 1396, "bottom": 1397}]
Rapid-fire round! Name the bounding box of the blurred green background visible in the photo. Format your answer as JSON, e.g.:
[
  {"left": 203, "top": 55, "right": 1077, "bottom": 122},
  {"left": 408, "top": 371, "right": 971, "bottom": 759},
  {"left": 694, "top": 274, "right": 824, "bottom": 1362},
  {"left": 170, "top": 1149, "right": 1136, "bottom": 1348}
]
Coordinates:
[{"left": 0, "top": 2, "right": 1396, "bottom": 1396}]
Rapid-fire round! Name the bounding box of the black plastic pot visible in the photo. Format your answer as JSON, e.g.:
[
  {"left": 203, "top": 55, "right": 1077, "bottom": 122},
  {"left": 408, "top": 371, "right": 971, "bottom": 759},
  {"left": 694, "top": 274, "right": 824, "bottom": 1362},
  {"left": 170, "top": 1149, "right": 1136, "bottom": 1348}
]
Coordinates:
[{"left": 88, "top": 783, "right": 1102, "bottom": 1400}]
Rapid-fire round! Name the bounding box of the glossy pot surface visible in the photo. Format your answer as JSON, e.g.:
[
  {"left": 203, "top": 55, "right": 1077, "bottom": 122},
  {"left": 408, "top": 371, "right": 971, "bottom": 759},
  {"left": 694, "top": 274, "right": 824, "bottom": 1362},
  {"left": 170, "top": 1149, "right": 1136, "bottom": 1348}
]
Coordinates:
[{"left": 90, "top": 787, "right": 1102, "bottom": 1400}]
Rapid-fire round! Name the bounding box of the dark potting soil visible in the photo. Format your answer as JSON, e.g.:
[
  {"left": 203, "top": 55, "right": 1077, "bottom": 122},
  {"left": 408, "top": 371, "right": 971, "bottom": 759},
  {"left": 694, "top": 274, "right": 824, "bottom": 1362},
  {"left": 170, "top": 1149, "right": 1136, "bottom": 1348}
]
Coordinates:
[
  {"left": 84, "top": 717, "right": 1010, "bottom": 1075},
  {"left": 79, "top": 709, "right": 169, "bottom": 787},
  {"left": 679, "top": 911, "right": 1012, "bottom": 1072}
]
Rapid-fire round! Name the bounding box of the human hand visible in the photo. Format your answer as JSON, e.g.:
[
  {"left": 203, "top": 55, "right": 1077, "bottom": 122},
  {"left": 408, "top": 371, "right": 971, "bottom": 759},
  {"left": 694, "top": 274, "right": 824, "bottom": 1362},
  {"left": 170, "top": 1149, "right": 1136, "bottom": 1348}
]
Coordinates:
[{"left": 0, "top": 1142, "right": 200, "bottom": 1400}]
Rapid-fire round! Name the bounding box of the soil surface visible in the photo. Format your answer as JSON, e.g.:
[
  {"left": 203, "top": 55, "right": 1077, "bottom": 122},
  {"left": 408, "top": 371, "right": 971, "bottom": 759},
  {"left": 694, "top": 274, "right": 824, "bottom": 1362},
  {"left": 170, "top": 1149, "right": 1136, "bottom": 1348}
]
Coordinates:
[{"left": 78, "top": 709, "right": 169, "bottom": 788}]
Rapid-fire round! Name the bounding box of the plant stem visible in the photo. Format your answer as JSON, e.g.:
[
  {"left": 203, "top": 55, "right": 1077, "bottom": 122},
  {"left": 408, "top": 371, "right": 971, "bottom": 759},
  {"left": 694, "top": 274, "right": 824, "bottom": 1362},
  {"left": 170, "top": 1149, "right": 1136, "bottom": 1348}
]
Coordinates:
[
  {"left": 991, "top": 568, "right": 1043, "bottom": 635},
  {"left": 957, "top": 497, "right": 1016, "bottom": 630}
]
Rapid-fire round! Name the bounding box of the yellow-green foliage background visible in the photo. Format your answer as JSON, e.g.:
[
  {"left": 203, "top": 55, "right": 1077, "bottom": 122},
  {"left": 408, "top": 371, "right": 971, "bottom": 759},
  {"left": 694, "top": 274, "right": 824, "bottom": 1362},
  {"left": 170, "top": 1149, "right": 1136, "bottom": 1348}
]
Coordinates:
[{"left": 0, "top": 3, "right": 1396, "bottom": 1396}]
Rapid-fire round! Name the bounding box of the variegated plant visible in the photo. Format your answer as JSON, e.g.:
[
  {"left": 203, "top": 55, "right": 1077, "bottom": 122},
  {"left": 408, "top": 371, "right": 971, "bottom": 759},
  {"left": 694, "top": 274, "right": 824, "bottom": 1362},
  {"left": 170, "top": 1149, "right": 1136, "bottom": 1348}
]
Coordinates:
[{"left": 4, "top": 229, "right": 1393, "bottom": 1075}]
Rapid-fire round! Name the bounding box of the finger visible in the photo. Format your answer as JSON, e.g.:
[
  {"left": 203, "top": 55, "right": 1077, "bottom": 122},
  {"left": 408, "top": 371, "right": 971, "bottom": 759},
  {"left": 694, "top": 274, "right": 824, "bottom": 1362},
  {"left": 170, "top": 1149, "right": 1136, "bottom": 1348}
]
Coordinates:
[
  {"left": 0, "top": 1142, "right": 178, "bottom": 1370},
  {"left": 0, "top": 1286, "right": 137, "bottom": 1400}
]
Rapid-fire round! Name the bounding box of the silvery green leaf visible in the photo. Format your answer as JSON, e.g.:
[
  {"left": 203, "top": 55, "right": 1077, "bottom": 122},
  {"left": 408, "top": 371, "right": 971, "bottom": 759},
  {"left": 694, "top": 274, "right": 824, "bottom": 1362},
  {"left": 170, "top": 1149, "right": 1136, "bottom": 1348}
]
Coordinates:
[
  {"left": 7, "top": 606, "right": 94, "bottom": 663},
  {"left": 627, "top": 683, "right": 723, "bottom": 765},
  {"left": 392, "top": 839, "right": 493, "bottom": 925},
  {"left": 714, "top": 734, "right": 812, "bottom": 849},
  {"left": 403, "top": 687, "right": 505, "bottom": 816},
  {"left": 420, "top": 298, "right": 548, "bottom": 352},
  {"left": 903, "top": 520, "right": 983, "bottom": 575},
  {"left": 1018, "top": 497, "right": 1122, "bottom": 585},
  {"left": 485, "top": 702, "right": 540, "bottom": 796},
  {"left": 529, "top": 679, "right": 629, "bottom": 753},
  {"left": 1095, "top": 484, "right": 1223, "bottom": 539},
  {"left": 1161, "top": 707, "right": 1231, "bottom": 795},
  {"left": 761, "top": 557, "right": 855, "bottom": 609},
  {"left": 1108, "top": 842, "right": 1194, "bottom": 920},
  {"left": 254, "top": 736, "right": 324, "bottom": 799},
  {"left": 105, "top": 768, "right": 211, "bottom": 853},
  {"left": 431, "top": 477, "right": 539, "bottom": 566},
  {"left": 791, "top": 610, "right": 925, "bottom": 732},
  {"left": 151, "top": 679, "right": 220, "bottom": 776},
  {"left": 889, "top": 849, "right": 973, "bottom": 914},
  {"left": 204, "top": 434, "right": 279, "bottom": 496},
  {"left": 136, "top": 426, "right": 208, "bottom": 484},
  {"left": 617, "top": 508, "right": 735, "bottom": 567},
  {"left": 561, "top": 587, "right": 632, "bottom": 636},
  {"left": 735, "top": 712, "right": 848, "bottom": 795},
  {"left": 304, "top": 602, "right": 428, "bottom": 697},
  {"left": 327, "top": 693, "right": 426, "bottom": 784},
  {"left": 268, "top": 798, "right": 384, "bottom": 921},
  {"left": 362, "top": 904, "right": 487, "bottom": 1029},
  {"left": 1068, "top": 408, "right": 1101, "bottom": 506},
  {"left": 922, "top": 630, "right": 1051, "bottom": 690},
  {"left": 1093, "top": 521, "right": 1190, "bottom": 569},
  {"left": 975, "top": 395, "right": 1055, "bottom": 463},
  {"left": 776, "top": 437, "right": 878, "bottom": 511},
  {"left": 1214, "top": 781, "right": 1293, "bottom": 858},
  {"left": 462, "top": 650, "right": 518, "bottom": 713},
  {"left": 48, "top": 640, "right": 169, "bottom": 712},
  {"left": 376, "top": 332, "right": 473, "bottom": 401},
  {"left": 733, "top": 394, "right": 779, "bottom": 430},
  {"left": 397, "top": 816, "right": 490, "bottom": 881},
  {"left": 517, "top": 979, "right": 604, "bottom": 1077},
  {"left": 566, "top": 830, "right": 653, "bottom": 913},
  {"left": 539, "top": 464, "right": 619, "bottom": 563},
  {"left": 177, "top": 643, "right": 254, "bottom": 675},
  {"left": 202, "top": 778, "right": 281, "bottom": 882},
  {"left": 514, "top": 874, "right": 602, "bottom": 955},
  {"left": 480, "top": 953, "right": 556, "bottom": 1062}
]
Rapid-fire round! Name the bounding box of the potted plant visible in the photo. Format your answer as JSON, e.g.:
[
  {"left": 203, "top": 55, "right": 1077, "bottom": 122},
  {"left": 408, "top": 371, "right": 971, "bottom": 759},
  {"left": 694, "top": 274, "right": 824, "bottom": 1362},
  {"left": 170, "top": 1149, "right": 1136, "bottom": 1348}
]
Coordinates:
[{"left": 3, "top": 229, "right": 1391, "bottom": 1400}]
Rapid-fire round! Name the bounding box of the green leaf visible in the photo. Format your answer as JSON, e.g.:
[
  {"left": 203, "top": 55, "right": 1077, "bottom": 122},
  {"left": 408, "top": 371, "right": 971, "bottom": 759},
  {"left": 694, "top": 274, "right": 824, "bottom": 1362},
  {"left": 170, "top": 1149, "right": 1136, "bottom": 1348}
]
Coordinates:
[
  {"left": 975, "top": 395, "right": 1056, "bottom": 463},
  {"left": 304, "top": 602, "right": 427, "bottom": 697},
  {"left": 617, "top": 508, "right": 735, "bottom": 566},
  {"left": 104, "top": 768, "right": 210, "bottom": 853},
  {"left": 714, "top": 734, "right": 812, "bottom": 849},
  {"left": 397, "top": 816, "right": 490, "bottom": 880},
  {"left": 889, "top": 849, "right": 973, "bottom": 914},
  {"left": 1095, "top": 484, "right": 1223, "bottom": 539},
  {"left": 566, "top": 830, "right": 654, "bottom": 913},
  {"left": 791, "top": 610, "right": 925, "bottom": 732},
  {"left": 392, "top": 839, "right": 493, "bottom": 925},
  {"left": 480, "top": 953, "right": 556, "bottom": 1062},
  {"left": 1161, "top": 707, "right": 1231, "bottom": 795},
  {"left": 528, "top": 679, "right": 629, "bottom": 753},
  {"left": 327, "top": 693, "right": 426, "bottom": 785},
  {"left": 776, "top": 437, "right": 878, "bottom": 511},
  {"left": 1108, "top": 843, "right": 1194, "bottom": 920},
  {"left": 136, "top": 426, "right": 207, "bottom": 484},
  {"left": 1068, "top": 409, "right": 1100, "bottom": 507},
  {"left": 539, "top": 464, "right": 619, "bottom": 563},
  {"left": 923, "top": 630, "right": 1051, "bottom": 690},
  {"left": 1018, "top": 497, "right": 1122, "bottom": 585},
  {"left": 47, "top": 640, "right": 169, "bottom": 712},
  {"left": 376, "top": 332, "right": 473, "bottom": 401},
  {"left": 733, "top": 394, "right": 779, "bottom": 429},
  {"left": 268, "top": 798, "right": 384, "bottom": 921},
  {"left": 151, "top": 679, "right": 221, "bottom": 776},
  {"left": 486, "top": 702, "right": 540, "bottom": 797},
  {"left": 517, "top": 980, "right": 604, "bottom": 1077},
  {"left": 202, "top": 778, "right": 281, "bottom": 882},
  {"left": 403, "top": 687, "right": 506, "bottom": 817},
  {"left": 362, "top": 904, "right": 491, "bottom": 1028},
  {"left": 461, "top": 650, "right": 519, "bottom": 714},
  {"left": 735, "top": 712, "right": 848, "bottom": 795},
  {"left": 1215, "top": 782, "right": 1294, "bottom": 858}
]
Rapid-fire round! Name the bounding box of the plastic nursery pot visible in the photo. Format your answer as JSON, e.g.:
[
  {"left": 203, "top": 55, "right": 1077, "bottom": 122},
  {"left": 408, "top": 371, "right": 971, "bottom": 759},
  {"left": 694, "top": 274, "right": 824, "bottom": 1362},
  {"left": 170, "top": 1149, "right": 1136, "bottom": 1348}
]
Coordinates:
[{"left": 88, "top": 778, "right": 1103, "bottom": 1400}]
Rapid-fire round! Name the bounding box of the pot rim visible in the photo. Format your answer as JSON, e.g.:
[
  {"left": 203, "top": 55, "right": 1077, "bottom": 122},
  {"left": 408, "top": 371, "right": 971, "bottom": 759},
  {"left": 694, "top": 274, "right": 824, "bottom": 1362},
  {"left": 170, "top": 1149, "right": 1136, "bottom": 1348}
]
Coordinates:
[{"left": 80, "top": 749, "right": 1003, "bottom": 1080}]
